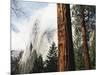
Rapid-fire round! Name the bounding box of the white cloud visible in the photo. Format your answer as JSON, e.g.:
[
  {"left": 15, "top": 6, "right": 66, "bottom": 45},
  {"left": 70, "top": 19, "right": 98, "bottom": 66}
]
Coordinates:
[{"left": 11, "top": 3, "right": 58, "bottom": 55}]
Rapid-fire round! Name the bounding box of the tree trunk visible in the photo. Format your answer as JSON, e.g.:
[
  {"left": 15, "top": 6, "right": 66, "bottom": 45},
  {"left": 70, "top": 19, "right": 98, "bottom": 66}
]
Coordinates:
[
  {"left": 57, "top": 4, "right": 75, "bottom": 71},
  {"left": 65, "top": 4, "right": 75, "bottom": 71},
  {"left": 81, "top": 6, "right": 91, "bottom": 69}
]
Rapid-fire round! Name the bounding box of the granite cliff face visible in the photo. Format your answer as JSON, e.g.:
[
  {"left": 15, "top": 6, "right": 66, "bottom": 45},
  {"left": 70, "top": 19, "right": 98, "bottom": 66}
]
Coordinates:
[{"left": 11, "top": 50, "right": 23, "bottom": 74}]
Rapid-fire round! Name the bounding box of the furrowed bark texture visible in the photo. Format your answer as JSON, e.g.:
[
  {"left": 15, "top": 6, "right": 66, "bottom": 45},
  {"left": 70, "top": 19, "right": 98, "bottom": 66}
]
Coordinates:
[
  {"left": 57, "top": 4, "right": 75, "bottom": 71},
  {"left": 81, "top": 6, "right": 91, "bottom": 69}
]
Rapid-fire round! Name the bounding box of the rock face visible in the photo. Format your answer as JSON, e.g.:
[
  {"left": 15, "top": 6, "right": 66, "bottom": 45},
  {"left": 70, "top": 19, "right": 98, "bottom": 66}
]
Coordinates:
[{"left": 11, "top": 50, "right": 23, "bottom": 74}]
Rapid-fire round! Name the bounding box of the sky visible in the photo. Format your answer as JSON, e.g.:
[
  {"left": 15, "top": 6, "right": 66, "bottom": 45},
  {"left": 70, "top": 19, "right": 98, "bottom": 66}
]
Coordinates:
[{"left": 11, "top": 1, "right": 58, "bottom": 58}]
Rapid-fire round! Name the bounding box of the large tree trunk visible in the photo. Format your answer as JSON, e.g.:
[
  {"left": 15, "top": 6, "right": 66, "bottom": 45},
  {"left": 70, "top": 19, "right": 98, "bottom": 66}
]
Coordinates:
[
  {"left": 57, "top": 4, "right": 67, "bottom": 71},
  {"left": 57, "top": 4, "right": 75, "bottom": 71},
  {"left": 65, "top": 4, "right": 75, "bottom": 71},
  {"left": 81, "top": 6, "right": 91, "bottom": 69}
]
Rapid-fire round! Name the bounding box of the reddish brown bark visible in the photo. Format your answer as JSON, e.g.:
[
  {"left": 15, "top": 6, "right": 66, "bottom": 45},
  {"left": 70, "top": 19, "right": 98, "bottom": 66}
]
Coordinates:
[
  {"left": 57, "top": 4, "right": 67, "bottom": 71},
  {"left": 57, "top": 4, "right": 75, "bottom": 71},
  {"left": 81, "top": 6, "right": 91, "bottom": 69}
]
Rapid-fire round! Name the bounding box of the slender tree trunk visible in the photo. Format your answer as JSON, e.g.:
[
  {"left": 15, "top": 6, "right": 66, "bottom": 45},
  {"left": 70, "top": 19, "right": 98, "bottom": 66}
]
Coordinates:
[
  {"left": 57, "top": 4, "right": 75, "bottom": 71},
  {"left": 81, "top": 6, "right": 91, "bottom": 69}
]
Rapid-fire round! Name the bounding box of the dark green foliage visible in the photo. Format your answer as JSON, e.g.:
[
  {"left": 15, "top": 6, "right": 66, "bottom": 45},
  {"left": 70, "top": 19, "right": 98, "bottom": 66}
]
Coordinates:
[
  {"left": 44, "top": 42, "right": 58, "bottom": 72},
  {"left": 71, "top": 5, "right": 96, "bottom": 70},
  {"left": 11, "top": 50, "right": 23, "bottom": 74},
  {"left": 82, "top": 5, "right": 96, "bottom": 69},
  {"left": 37, "top": 55, "right": 44, "bottom": 72},
  {"left": 32, "top": 50, "right": 44, "bottom": 73},
  {"left": 89, "top": 31, "right": 96, "bottom": 69},
  {"left": 71, "top": 5, "right": 85, "bottom": 70},
  {"left": 31, "top": 42, "right": 58, "bottom": 73}
]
